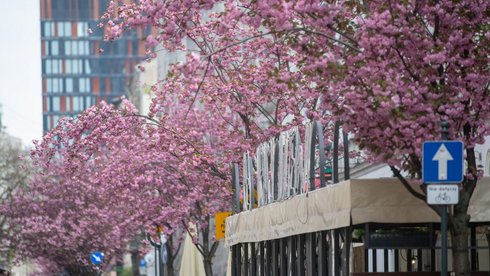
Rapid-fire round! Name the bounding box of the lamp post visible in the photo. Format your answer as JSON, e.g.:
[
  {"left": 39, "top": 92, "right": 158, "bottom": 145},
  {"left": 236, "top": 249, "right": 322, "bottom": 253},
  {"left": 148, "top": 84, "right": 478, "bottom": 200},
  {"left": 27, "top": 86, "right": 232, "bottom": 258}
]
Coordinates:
[{"left": 147, "top": 227, "right": 167, "bottom": 276}]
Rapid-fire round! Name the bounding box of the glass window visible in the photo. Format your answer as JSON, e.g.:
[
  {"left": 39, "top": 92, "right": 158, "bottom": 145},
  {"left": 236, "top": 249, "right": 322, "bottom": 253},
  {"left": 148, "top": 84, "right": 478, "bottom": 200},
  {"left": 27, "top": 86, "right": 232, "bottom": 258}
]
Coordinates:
[
  {"left": 73, "top": 96, "right": 84, "bottom": 111},
  {"left": 46, "top": 115, "right": 51, "bottom": 130},
  {"left": 77, "top": 59, "right": 83, "bottom": 73},
  {"left": 52, "top": 96, "right": 60, "bottom": 111},
  {"left": 43, "top": 115, "right": 48, "bottom": 132},
  {"left": 53, "top": 78, "right": 59, "bottom": 92},
  {"left": 85, "top": 60, "right": 91, "bottom": 74},
  {"left": 66, "top": 78, "right": 73, "bottom": 93},
  {"left": 65, "top": 60, "right": 72, "bottom": 74},
  {"left": 65, "top": 41, "right": 71, "bottom": 55},
  {"left": 53, "top": 115, "right": 59, "bottom": 128},
  {"left": 79, "top": 78, "right": 90, "bottom": 93},
  {"left": 71, "top": 59, "right": 77, "bottom": 74},
  {"left": 51, "top": 59, "right": 58, "bottom": 74},
  {"left": 72, "top": 41, "right": 78, "bottom": 55},
  {"left": 57, "top": 22, "right": 64, "bottom": 37},
  {"left": 57, "top": 59, "right": 62, "bottom": 74},
  {"left": 67, "top": 96, "right": 72, "bottom": 111},
  {"left": 45, "top": 59, "right": 52, "bottom": 74},
  {"left": 51, "top": 41, "right": 59, "bottom": 55},
  {"left": 78, "top": 41, "right": 85, "bottom": 55},
  {"left": 77, "top": 22, "right": 85, "bottom": 37},
  {"left": 47, "top": 78, "right": 52, "bottom": 92},
  {"left": 43, "top": 22, "right": 48, "bottom": 37},
  {"left": 64, "top": 22, "right": 71, "bottom": 37},
  {"left": 44, "top": 22, "right": 53, "bottom": 37},
  {"left": 79, "top": 78, "right": 85, "bottom": 92},
  {"left": 73, "top": 96, "right": 79, "bottom": 111},
  {"left": 85, "top": 96, "right": 92, "bottom": 108}
]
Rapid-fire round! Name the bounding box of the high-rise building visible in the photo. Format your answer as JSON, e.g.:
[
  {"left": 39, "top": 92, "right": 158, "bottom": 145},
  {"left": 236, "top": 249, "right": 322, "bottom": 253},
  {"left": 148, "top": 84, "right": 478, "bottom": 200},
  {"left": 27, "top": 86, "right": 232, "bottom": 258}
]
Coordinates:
[{"left": 40, "top": 0, "right": 147, "bottom": 132}]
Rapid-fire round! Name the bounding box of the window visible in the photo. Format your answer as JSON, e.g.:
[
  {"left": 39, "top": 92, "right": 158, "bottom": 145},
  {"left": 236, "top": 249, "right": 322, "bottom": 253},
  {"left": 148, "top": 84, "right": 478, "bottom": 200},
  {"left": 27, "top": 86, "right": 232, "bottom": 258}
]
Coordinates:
[
  {"left": 72, "top": 41, "right": 78, "bottom": 55},
  {"left": 85, "top": 60, "right": 91, "bottom": 74},
  {"left": 85, "top": 41, "right": 90, "bottom": 54},
  {"left": 51, "top": 41, "right": 59, "bottom": 55},
  {"left": 73, "top": 96, "right": 79, "bottom": 111},
  {"left": 78, "top": 41, "right": 85, "bottom": 55},
  {"left": 70, "top": 59, "right": 82, "bottom": 74},
  {"left": 52, "top": 96, "right": 60, "bottom": 111},
  {"left": 46, "top": 78, "right": 53, "bottom": 92},
  {"left": 65, "top": 41, "right": 71, "bottom": 55},
  {"left": 66, "top": 78, "right": 73, "bottom": 93},
  {"left": 51, "top": 59, "right": 60, "bottom": 74},
  {"left": 79, "top": 78, "right": 90, "bottom": 93},
  {"left": 53, "top": 115, "right": 59, "bottom": 128},
  {"left": 64, "top": 22, "right": 71, "bottom": 37},
  {"left": 43, "top": 115, "right": 48, "bottom": 132},
  {"left": 73, "top": 96, "right": 84, "bottom": 111},
  {"left": 47, "top": 78, "right": 63, "bottom": 93},
  {"left": 65, "top": 60, "right": 72, "bottom": 74},
  {"left": 78, "top": 78, "right": 85, "bottom": 92},
  {"left": 53, "top": 78, "right": 59, "bottom": 92},
  {"left": 72, "top": 59, "right": 82, "bottom": 74},
  {"left": 85, "top": 96, "right": 92, "bottom": 108},
  {"left": 77, "top": 22, "right": 87, "bottom": 37},
  {"left": 43, "top": 22, "right": 54, "bottom": 37},
  {"left": 67, "top": 96, "right": 73, "bottom": 111},
  {"left": 45, "top": 59, "right": 52, "bottom": 74},
  {"left": 57, "top": 22, "right": 65, "bottom": 36}
]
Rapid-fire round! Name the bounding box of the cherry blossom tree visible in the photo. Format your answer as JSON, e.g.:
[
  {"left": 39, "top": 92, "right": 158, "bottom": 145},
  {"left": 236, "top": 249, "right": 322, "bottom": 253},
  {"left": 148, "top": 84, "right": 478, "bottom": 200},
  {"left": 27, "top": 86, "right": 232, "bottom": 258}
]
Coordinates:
[
  {"left": 101, "top": 1, "right": 489, "bottom": 275},
  {"left": 6, "top": 98, "right": 233, "bottom": 275},
  {"left": 5, "top": 102, "right": 148, "bottom": 274}
]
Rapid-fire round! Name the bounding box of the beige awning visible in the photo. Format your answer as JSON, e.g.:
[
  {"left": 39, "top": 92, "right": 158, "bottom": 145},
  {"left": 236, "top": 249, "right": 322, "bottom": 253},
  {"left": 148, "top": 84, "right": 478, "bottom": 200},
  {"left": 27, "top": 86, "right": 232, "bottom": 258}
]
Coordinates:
[
  {"left": 225, "top": 178, "right": 490, "bottom": 247},
  {"left": 179, "top": 227, "right": 205, "bottom": 276}
]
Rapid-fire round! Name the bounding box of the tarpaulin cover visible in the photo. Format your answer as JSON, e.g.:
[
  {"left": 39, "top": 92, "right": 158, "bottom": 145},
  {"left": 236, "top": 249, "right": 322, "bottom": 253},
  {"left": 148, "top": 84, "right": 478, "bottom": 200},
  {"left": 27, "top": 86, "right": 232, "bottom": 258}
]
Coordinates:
[{"left": 225, "top": 178, "right": 490, "bottom": 247}]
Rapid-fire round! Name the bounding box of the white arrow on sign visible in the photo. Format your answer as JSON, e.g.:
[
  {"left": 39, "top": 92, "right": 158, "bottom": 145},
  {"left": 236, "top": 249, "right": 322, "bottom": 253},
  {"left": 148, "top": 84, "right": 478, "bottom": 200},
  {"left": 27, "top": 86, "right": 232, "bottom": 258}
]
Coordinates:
[
  {"left": 93, "top": 255, "right": 101, "bottom": 262},
  {"left": 432, "top": 144, "right": 453, "bottom": 180}
]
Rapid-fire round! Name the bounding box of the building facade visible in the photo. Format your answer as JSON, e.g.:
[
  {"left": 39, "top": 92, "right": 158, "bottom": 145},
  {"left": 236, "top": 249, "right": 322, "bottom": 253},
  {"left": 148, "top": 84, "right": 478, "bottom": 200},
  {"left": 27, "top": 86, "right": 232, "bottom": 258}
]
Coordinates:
[{"left": 40, "top": 0, "right": 147, "bottom": 132}]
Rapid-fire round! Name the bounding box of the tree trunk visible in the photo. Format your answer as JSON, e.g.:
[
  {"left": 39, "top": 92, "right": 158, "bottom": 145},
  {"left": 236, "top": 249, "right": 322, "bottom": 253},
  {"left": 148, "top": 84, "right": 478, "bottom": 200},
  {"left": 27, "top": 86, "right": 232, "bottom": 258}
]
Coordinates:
[
  {"left": 450, "top": 211, "right": 470, "bottom": 276},
  {"left": 166, "top": 241, "right": 175, "bottom": 276},
  {"left": 447, "top": 142, "right": 477, "bottom": 276},
  {"left": 203, "top": 257, "right": 213, "bottom": 276},
  {"left": 130, "top": 249, "right": 140, "bottom": 276},
  {"left": 201, "top": 221, "right": 214, "bottom": 276},
  {"left": 115, "top": 255, "right": 124, "bottom": 276}
]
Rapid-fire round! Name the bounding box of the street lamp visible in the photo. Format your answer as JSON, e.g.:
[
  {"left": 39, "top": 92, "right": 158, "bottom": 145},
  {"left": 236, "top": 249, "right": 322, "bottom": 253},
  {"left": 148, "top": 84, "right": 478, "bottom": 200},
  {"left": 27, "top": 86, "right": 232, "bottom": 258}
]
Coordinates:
[{"left": 146, "top": 230, "right": 167, "bottom": 276}]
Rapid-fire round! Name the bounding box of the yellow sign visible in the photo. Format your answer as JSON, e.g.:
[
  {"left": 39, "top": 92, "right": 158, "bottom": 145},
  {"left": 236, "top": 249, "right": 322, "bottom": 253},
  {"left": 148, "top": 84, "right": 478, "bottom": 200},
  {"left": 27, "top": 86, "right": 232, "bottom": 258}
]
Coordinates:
[
  {"left": 155, "top": 225, "right": 163, "bottom": 234},
  {"left": 215, "top": 212, "right": 232, "bottom": 240}
]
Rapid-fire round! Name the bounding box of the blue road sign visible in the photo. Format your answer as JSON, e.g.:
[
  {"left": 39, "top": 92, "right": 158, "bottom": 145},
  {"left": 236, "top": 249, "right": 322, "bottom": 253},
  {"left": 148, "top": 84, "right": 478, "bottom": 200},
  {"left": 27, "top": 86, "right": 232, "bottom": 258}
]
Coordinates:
[
  {"left": 139, "top": 259, "right": 146, "bottom": 267},
  {"left": 422, "top": 141, "right": 464, "bottom": 183},
  {"left": 90, "top": 251, "right": 104, "bottom": 266}
]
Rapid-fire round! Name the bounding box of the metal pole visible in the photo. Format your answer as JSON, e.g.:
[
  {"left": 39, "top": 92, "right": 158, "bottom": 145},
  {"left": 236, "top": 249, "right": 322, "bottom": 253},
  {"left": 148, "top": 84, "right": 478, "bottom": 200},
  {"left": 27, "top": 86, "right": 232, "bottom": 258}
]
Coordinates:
[
  {"left": 333, "top": 121, "right": 340, "bottom": 184},
  {"left": 441, "top": 121, "right": 449, "bottom": 276},
  {"left": 155, "top": 246, "right": 158, "bottom": 276}
]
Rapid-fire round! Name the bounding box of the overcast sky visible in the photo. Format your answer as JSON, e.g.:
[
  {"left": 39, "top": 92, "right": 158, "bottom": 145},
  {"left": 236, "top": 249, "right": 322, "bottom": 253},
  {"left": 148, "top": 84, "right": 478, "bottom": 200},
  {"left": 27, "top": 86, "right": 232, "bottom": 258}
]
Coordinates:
[{"left": 0, "top": 0, "right": 42, "bottom": 147}]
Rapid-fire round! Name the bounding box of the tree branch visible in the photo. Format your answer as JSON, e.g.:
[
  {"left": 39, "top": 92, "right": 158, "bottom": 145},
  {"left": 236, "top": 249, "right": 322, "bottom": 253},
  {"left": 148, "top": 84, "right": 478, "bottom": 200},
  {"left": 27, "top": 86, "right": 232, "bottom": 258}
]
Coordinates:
[{"left": 389, "top": 165, "right": 425, "bottom": 201}]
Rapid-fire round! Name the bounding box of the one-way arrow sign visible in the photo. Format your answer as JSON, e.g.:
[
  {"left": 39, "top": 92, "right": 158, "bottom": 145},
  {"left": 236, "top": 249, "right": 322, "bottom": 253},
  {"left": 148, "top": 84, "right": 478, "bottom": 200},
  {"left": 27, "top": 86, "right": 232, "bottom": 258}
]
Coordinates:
[
  {"left": 423, "top": 141, "right": 464, "bottom": 184},
  {"left": 432, "top": 144, "right": 453, "bottom": 180}
]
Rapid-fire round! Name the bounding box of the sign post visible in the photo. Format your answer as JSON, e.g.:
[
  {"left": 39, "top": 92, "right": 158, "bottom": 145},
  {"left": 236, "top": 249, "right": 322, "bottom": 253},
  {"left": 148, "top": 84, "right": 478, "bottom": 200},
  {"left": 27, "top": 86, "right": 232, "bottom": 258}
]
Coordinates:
[{"left": 422, "top": 121, "right": 463, "bottom": 276}]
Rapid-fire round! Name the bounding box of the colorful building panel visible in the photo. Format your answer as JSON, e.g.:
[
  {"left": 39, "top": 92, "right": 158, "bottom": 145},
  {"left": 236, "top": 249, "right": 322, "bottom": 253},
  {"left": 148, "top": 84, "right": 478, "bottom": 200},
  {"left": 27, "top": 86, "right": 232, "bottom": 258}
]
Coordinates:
[{"left": 40, "top": 0, "right": 147, "bottom": 132}]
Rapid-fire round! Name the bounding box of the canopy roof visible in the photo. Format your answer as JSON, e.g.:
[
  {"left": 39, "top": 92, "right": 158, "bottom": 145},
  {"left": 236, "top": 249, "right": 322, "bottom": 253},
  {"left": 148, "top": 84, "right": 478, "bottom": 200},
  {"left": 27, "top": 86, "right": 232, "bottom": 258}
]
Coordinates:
[{"left": 225, "top": 178, "right": 490, "bottom": 247}]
